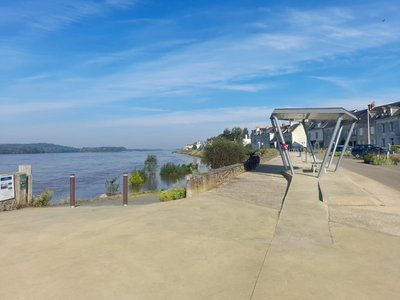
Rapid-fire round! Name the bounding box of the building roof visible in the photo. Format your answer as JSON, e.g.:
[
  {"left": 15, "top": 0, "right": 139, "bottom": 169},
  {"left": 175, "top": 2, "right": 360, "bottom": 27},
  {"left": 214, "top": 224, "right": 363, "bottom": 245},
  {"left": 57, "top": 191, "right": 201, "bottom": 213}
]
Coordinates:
[{"left": 271, "top": 107, "right": 358, "bottom": 123}]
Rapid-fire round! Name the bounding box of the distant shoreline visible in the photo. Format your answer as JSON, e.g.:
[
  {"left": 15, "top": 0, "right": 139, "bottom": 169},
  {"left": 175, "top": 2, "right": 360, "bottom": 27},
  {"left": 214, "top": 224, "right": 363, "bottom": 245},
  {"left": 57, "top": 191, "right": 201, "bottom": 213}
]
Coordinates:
[{"left": 0, "top": 143, "right": 165, "bottom": 155}]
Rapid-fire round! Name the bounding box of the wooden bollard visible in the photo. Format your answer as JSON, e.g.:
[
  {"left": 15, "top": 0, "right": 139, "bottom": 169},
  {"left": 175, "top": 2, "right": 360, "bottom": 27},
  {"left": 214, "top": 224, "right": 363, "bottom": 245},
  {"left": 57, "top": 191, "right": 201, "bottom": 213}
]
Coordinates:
[
  {"left": 70, "top": 174, "right": 75, "bottom": 208},
  {"left": 123, "top": 173, "right": 128, "bottom": 206}
]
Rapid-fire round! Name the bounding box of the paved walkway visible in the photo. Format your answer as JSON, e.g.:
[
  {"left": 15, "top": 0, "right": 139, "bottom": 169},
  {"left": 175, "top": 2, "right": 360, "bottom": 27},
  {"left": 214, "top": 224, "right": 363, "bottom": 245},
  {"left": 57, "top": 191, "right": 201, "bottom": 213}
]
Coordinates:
[{"left": 0, "top": 155, "right": 399, "bottom": 299}]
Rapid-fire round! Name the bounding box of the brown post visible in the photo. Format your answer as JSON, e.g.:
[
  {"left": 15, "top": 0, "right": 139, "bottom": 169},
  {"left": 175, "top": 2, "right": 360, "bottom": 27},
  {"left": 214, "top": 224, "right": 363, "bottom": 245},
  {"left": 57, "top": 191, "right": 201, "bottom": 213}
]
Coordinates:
[
  {"left": 123, "top": 173, "right": 128, "bottom": 206},
  {"left": 70, "top": 174, "right": 75, "bottom": 208}
]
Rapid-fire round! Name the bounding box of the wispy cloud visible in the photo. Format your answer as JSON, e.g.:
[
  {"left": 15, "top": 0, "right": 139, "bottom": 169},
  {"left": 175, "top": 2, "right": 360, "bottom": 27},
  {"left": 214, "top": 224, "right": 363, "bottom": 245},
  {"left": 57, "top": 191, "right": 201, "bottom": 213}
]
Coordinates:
[
  {"left": 76, "top": 106, "right": 274, "bottom": 128},
  {"left": 0, "top": 0, "right": 136, "bottom": 32},
  {"left": 311, "top": 76, "right": 354, "bottom": 90}
]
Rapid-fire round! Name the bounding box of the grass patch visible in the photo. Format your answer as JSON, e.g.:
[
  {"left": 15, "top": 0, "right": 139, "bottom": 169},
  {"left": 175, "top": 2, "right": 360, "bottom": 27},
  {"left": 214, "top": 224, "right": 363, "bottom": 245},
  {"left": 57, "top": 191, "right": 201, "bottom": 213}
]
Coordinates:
[{"left": 178, "top": 149, "right": 205, "bottom": 158}]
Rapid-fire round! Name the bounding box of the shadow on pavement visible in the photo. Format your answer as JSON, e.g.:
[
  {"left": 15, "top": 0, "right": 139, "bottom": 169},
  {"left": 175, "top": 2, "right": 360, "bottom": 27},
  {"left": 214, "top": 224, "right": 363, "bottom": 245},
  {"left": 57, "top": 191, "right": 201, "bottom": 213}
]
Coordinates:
[{"left": 252, "top": 164, "right": 285, "bottom": 175}]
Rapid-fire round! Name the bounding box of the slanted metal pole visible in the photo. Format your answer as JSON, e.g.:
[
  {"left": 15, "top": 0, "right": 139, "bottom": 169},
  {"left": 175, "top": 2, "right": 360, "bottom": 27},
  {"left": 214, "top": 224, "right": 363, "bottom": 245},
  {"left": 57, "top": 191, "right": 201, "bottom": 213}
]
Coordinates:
[
  {"left": 123, "top": 173, "right": 128, "bottom": 206},
  {"left": 335, "top": 122, "right": 356, "bottom": 172},
  {"left": 318, "top": 115, "right": 343, "bottom": 179},
  {"left": 70, "top": 174, "right": 75, "bottom": 208},
  {"left": 274, "top": 116, "right": 295, "bottom": 175},
  {"left": 302, "top": 121, "right": 317, "bottom": 163},
  {"left": 328, "top": 125, "right": 343, "bottom": 168},
  {"left": 271, "top": 117, "right": 288, "bottom": 169}
]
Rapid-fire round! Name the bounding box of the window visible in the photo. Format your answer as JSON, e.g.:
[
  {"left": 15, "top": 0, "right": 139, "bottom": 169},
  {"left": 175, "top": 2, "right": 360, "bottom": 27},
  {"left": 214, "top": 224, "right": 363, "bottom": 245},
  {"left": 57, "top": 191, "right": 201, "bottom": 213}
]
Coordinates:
[
  {"left": 390, "top": 122, "right": 394, "bottom": 131},
  {"left": 382, "top": 138, "right": 385, "bottom": 147},
  {"left": 316, "top": 132, "right": 319, "bottom": 139},
  {"left": 359, "top": 128, "right": 363, "bottom": 136},
  {"left": 371, "top": 126, "right": 375, "bottom": 134},
  {"left": 382, "top": 124, "right": 385, "bottom": 133}
]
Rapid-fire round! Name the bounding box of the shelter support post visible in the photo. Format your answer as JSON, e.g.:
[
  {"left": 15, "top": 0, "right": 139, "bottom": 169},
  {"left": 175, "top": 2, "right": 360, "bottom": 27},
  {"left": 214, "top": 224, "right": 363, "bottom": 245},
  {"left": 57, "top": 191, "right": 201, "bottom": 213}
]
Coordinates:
[
  {"left": 318, "top": 115, "right": 343, "bottom": 179},
  {"left": 335, "top": 122, "right": 356, "bottom": 172},
  {"left": 271, "top": 117, "right": 288, "bottom": 170},
  {"left": 328, "top": 125, "right": 343, "bottom": 168},
  {"left": 273, "top": 116, "right": 295, "bottom": 175},
  {"left": 301, "top": 121, "right": 317, "bottom": 163}
]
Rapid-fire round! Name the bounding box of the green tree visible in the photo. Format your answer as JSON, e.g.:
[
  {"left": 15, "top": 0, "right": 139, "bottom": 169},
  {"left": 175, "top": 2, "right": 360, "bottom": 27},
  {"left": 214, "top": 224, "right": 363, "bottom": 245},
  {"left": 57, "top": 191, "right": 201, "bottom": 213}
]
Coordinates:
[
  {"left": 143, "top": 155, "right": 157, "bottom": 176},
  {"left": 217, "top": 127, "right": 248, "bottom": 142},
  {"left": 203, "top": 138, "right": 246, "bottom": 168}
]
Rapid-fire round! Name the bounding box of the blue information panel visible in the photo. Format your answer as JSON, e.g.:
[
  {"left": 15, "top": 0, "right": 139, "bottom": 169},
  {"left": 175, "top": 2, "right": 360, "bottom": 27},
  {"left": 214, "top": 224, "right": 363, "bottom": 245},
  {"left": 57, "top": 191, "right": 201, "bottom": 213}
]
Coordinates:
[{"left": 0, "top": 175, "right": 15, "bottom": 201}]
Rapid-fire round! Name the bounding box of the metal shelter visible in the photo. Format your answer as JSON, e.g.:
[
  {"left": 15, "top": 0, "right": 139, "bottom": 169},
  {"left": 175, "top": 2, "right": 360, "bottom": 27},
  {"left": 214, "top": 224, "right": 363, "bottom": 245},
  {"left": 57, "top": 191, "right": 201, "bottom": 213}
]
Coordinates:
[{"left": 270, "top": 108, "right": 358, "bottom": 178}]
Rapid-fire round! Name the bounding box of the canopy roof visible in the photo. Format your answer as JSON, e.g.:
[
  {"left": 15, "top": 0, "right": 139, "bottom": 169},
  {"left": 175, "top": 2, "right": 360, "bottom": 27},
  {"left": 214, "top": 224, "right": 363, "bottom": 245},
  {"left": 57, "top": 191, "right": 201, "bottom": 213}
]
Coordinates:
[{"left": 271, "top": 107, "right": 358, "bottom": 122}]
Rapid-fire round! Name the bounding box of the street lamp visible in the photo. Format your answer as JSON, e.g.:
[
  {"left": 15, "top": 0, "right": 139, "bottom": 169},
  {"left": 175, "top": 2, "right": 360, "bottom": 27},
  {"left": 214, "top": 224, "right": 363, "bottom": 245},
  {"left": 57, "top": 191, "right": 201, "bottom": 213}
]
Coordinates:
[{"left": 367, "top": 104, "right": 370, "bottom": 145}]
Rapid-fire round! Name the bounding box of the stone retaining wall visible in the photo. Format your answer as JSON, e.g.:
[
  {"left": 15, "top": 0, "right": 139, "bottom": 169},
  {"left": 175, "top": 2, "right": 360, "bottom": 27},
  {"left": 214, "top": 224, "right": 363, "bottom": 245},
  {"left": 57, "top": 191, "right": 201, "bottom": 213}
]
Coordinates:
[{"left": 186, "top": 163, "right": 245, "bottom": 198}]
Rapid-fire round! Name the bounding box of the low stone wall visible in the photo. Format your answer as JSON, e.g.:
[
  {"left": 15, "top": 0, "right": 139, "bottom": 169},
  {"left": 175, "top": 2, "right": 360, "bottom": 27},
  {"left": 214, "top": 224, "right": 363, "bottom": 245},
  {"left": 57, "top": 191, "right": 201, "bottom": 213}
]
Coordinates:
[
  {"left": 0, "top": 165, "right": 33, "bottom": 212},
  {"left": 186, "top": 163, "right": 245, "bottom": 198}
]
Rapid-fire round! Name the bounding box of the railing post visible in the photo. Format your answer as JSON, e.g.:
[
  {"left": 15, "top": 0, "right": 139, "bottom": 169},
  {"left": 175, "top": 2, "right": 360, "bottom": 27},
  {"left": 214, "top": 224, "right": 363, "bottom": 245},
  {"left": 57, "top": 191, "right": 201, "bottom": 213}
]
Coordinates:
[
  {"left": 123, "top": 173, "right": 128, "bottom": 206},
  {"left": 70, "top": 174, "right": 75, "bottom": 208}
]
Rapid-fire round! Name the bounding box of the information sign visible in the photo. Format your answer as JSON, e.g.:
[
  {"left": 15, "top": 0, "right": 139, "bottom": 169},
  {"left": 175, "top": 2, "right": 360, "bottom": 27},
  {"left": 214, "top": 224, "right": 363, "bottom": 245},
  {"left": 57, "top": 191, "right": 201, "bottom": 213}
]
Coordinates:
[
  {"left": 0, "top": 175, "right": 15, "bottom": 201},
  {"left": 20, "top": 173, "right": 27, "bottom": 190}
]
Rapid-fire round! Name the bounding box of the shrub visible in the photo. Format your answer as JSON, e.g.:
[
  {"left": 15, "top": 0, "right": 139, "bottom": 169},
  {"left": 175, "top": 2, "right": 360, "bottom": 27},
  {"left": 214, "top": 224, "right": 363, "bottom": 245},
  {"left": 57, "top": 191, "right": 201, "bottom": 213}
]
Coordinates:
[
  {"left": 105, "top": 176, "right": 119, "bottom": 196},
  {"left": 33, "top": 188, "right": 53, "bottom": 207},
  {"left": 129, "top": 171, "right": 144, "bottom": 185},
  {"left": 391, "top": 145, "right": 400, "bottom": 153},
  {"left": 159, "top": 188, "right": 186, "bottom": 202},
  {"left": 160, "top": 163, "right": 197, "bottom": 178},
  {"left": 202, "top": 139, "right": 246, "bottom": 168},
  {"left": 363, "top": 154, "right": 398, "bottom": 165},
  {"left": 244, "top": 155, "right": 260, "bottom": 171},
  {"left": 363, "top": 153, "right": 374, "bottom": 164},
  {"left": 390, "top": 154, "right": 400, "bottom": 165}
]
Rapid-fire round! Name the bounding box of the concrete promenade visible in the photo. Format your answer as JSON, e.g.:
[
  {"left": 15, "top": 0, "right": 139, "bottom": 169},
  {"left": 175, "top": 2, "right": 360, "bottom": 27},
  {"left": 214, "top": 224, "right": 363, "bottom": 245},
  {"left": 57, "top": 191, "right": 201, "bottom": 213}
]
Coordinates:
[{"left": 1, "top": 154, "right": 399, "bottom": 299}]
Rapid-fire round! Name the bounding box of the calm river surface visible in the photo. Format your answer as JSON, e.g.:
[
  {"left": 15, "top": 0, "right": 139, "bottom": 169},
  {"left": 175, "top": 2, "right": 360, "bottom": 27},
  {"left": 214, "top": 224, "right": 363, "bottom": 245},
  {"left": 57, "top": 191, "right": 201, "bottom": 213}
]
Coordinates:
[{"left": 0, "top": 150, "right": 203, "bottom": 203}]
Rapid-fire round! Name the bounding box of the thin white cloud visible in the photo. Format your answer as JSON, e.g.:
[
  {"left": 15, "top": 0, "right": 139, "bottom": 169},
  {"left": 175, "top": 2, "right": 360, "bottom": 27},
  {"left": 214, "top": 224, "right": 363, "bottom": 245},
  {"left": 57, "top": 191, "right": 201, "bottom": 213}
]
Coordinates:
[
  {"left": 84, "top": 106, "right": 274, "bottom": 128},
  {"left": 311, "top": 76, "right": 354, "bottom": 90},
  {"left": 0, "top": 0, "right": 136, "bottom": 32}
]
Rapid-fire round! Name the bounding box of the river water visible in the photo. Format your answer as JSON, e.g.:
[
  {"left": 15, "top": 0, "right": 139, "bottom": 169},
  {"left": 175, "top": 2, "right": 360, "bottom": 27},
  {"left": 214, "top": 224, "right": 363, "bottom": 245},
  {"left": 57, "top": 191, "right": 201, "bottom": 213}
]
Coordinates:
[{"left": 0, "top": 150, "right": 204, "bottom": 203}]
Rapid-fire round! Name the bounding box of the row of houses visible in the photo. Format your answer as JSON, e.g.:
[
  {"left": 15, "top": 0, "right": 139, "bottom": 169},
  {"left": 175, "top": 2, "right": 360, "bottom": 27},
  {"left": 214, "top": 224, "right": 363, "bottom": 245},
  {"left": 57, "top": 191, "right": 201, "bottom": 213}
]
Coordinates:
[{"left": 251, "top": 101, "right": 400, "bottom": 150}]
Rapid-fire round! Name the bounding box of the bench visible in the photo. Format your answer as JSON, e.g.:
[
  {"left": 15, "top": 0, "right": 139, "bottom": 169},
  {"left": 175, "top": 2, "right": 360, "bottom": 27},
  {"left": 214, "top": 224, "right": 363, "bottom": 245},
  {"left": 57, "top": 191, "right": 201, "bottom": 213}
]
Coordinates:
[{"left": 311, "top": 162, "right": 324, "bottom": 173}]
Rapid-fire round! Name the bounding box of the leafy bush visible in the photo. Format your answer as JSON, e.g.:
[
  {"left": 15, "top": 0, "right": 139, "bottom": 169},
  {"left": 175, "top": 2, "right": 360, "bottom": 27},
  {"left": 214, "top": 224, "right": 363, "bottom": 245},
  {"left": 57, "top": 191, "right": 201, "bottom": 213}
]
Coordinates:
[
  {"left": 363, "top": 153, "right": 374, "bottom": 164},
  {"left": 244, "top": 155, "right": 260, "bottom": 171},
  {"left": 363, "top": 154, "right": 399, "bottom": 165},
  {"left": 160, "top": 163, "right": 197, "bottom": 178},
  {"left": 390, "top": 155, "right": 400, "bottom": 165},
  {"left": 202, "top": 138, "right": 246, "bottom": 169},
  {"left": 105, "top": 176, "right": 119, "bottom": 196},
  {"left": 391, "top": 145, "right": 400, "bottom": 153},
  {"left": 129, "top": 171, "right": 144, "bottom": 185},
  {"left": 159, "top": 188, "right": 186, "bottom": 202},
  {"left": 33, "top": 188, "right": 53, "bottom": 207}
]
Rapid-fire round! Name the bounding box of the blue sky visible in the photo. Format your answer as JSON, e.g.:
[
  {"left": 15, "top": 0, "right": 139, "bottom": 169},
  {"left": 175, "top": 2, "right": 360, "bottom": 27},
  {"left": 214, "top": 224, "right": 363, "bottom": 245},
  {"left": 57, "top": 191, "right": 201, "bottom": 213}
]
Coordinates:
[{"left": 1, "top": 0, "right": 399, "bottom": 148}]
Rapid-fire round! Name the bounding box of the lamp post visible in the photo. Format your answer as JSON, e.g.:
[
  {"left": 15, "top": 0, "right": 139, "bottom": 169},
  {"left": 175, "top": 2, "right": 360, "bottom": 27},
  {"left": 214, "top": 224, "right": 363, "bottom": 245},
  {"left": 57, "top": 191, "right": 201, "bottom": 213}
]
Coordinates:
[{"left": 367, "top": 104, "right": 371, "bottom": 145}]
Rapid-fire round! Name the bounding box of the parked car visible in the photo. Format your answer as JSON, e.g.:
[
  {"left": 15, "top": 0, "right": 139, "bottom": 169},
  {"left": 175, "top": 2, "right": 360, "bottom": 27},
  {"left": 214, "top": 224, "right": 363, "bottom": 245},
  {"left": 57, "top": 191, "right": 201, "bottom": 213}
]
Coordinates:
[
  {"left": 351, "top": 145, "right": 386, "bottom": 158},
  {"left": 332, "top": 145, "right": 352, "bottom": 153},
  {"left": 329, "top": 145, "right": 352, "bottom": 156}
]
